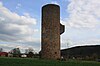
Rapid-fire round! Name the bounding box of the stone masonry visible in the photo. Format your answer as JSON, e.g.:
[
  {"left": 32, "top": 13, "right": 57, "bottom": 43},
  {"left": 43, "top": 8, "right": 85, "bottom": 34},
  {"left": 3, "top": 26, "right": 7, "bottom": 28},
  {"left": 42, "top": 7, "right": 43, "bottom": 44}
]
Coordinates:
[{"left": 41, "top": 4, "right": 65, "bottom": 60}]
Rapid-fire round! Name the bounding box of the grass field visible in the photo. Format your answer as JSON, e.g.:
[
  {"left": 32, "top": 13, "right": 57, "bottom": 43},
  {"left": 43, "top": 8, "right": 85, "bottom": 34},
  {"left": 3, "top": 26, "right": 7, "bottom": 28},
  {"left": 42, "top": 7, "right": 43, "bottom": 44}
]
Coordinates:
[{"left": 0, "top": 57, "right": 100, "bottom": 66}]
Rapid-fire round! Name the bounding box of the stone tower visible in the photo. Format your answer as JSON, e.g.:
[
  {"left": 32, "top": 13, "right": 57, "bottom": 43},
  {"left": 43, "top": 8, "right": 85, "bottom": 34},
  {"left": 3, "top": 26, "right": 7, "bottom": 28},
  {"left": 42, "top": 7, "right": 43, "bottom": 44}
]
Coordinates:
[{"left": 41, "top": 4, "right": 65, "bottom": 60}]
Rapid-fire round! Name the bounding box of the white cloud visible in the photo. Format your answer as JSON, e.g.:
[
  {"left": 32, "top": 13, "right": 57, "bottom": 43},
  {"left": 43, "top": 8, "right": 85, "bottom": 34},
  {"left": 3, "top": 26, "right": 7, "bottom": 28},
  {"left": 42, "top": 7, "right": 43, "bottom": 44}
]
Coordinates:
[
  {"left": 61, "top": 37, "right": 100, "bottom": 49},
  {"left": 65, "top": 0, "right": 100, "bottom": 28},
  {"left": 0, "top": 41, "right": 40, "bottom": 52},
  {"left": 0, "top": 2, "right": 3, "bottom": 6},
  {"left": 82, "top": 39, "right": 100, "bottom": 44},
  {"left": 23, "top": 13, "right": 30, "bottom": 17},
  {"left": 0, "top": 2, "right": 36, "bottom": 24},
  {"left": 72, "top": 38, "right": 100, "bottom": 47},
  {"left": 0, "top": 17, "right": 5, "bottom": 21},
  {"left": 0, "top": 2, "right": 41, "bottom": 52},
  {"left": 61, "top": 0, "right": 100, "bottom": 49},
  {"left": 34, "top": 29, "right": 39, "bottom": 32},
  {"left": 16, "top": 3, "right": 21, "bottom": 9},
  {"left": 0, "top": 2, "right": 39, "bottom": 44},
  {"left": 51, "top": 1, "right": 59, "bottom": 5},
  {"left": 42, "top": 1, "right": 59, "bottom": 6}
]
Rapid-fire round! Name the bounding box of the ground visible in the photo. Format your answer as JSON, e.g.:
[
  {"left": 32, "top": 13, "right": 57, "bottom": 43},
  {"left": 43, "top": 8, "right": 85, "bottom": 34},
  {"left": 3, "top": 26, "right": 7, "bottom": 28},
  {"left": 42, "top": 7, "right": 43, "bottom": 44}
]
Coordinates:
[{"left": 0, "top": 57, "right": 100, "bottom": 66}]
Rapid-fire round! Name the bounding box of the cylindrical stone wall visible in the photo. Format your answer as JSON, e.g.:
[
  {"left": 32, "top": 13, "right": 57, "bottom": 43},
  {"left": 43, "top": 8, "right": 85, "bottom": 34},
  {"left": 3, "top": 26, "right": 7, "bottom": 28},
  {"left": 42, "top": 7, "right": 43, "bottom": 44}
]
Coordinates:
[{"left": 41, "top": 4, "right": 60, "bottom": 60}]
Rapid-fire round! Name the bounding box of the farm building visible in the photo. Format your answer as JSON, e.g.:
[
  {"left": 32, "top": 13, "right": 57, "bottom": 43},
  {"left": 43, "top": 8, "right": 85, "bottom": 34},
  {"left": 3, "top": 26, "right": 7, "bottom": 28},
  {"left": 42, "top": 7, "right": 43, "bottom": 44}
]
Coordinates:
[{"left": 0, "top": 52, "right": 8, "bottom": 57}]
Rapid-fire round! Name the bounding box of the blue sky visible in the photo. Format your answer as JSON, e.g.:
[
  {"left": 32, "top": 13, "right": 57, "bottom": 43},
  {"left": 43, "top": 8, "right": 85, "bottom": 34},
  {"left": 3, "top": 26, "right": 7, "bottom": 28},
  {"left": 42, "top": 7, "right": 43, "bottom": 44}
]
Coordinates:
[{"left": 0, "top": 0, "right": 100, "bottom": 53}]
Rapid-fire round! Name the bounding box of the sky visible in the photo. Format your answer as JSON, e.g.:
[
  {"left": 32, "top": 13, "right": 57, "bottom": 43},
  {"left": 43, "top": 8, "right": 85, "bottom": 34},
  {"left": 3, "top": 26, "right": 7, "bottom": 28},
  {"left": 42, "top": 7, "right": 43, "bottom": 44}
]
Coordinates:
[{"left": 0, "top": 0, "right": 100, "bottom": 53}]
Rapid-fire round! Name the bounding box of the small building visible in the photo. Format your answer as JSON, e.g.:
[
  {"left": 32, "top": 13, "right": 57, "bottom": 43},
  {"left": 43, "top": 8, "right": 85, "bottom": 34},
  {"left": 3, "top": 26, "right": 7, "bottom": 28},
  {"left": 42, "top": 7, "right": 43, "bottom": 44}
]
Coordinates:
[
  {"left": 0, "top": 52, "right": 8, "bottom": 57},
  {"left": 21, "top": 54, "right": 27, "bottom": 58},
  {"left": 8, "top": 53, "right": 13, "bottom": 57}
]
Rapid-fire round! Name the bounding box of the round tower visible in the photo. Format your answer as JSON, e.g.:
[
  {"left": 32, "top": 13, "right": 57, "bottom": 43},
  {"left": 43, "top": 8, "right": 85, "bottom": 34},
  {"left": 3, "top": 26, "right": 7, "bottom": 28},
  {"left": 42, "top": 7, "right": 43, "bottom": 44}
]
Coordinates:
[{"left": 41, "top": 4, "right": 60, "bottom": 60}]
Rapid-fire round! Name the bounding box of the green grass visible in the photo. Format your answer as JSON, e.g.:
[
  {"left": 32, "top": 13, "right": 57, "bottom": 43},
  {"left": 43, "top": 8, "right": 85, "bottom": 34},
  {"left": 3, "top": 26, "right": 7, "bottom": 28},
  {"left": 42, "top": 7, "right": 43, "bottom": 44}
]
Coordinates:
[{"left": 0, "top": 57, "right": 100, "bottom": 66}]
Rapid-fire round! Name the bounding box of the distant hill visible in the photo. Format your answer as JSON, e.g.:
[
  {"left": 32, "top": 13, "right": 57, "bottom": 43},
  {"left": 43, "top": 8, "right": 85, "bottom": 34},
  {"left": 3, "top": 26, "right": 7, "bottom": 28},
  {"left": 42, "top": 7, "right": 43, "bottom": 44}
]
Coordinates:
[{"left": 61, "top": 45, "right": 100, "bottom": 60}]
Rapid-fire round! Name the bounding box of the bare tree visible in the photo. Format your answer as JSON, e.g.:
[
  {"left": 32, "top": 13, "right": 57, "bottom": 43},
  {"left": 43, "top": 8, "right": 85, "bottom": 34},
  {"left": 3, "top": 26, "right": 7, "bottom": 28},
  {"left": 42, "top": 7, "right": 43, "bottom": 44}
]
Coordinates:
[
  {"left": 25, "top": 48, "right": 35, "bottom": 54},
  {"left": 11, "top": 48, "right": 21, "bottom": 57},
  {"left": 25, "top": 48, "right": 35, "bottom": 58}
]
